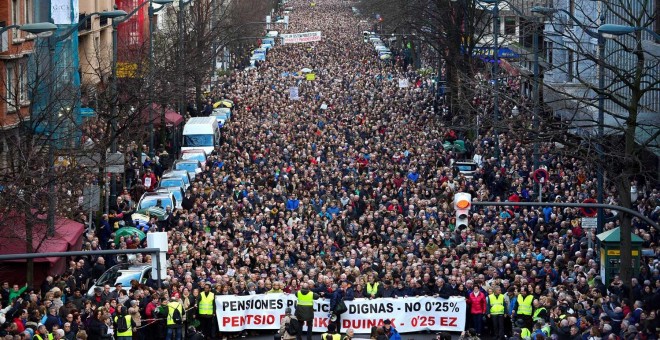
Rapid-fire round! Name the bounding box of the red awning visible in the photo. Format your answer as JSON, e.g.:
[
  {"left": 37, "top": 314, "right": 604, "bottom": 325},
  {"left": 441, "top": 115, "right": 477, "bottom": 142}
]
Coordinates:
[
  {"left": 0, "top": 212, "right": 85, "bottom": 284},
  {"left": 140, "top": 103, "right": 184, "bottom": 127}
]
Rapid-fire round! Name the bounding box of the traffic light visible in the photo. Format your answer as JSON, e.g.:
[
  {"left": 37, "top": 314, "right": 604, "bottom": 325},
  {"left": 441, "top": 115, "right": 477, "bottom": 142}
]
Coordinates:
[{"left": 454, "top": 192, "right": 472, "bottom": 229}]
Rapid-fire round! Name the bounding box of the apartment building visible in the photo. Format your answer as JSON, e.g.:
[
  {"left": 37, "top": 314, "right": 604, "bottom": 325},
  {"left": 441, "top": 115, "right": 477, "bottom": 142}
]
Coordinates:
[{"left": 0, "top": 0, "right": 37, "bottom": 158}]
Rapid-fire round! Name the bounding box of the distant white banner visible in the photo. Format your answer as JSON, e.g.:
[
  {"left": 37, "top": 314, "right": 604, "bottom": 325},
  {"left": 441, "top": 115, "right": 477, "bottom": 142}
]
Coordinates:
[
  {"left": 281, "top": 31, "right": 322, "bottom": 44},
  {"left": 51, "top": 0, "right": 79, "bottom": 25}
]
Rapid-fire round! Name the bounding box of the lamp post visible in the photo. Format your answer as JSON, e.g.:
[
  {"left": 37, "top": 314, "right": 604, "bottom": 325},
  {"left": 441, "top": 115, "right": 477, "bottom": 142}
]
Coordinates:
[
  {"left": 0, "top": 22, "right": 57, "bottom": 36},
  {"left": 480, "top": 0, "right": 501, "bottom": 161},
  {"left": 110, "top": 1, "right": 171, "bottom": 210},
  {"left": 532, "top": 5, "right": 606, "bottom": 234},
  {"left": 598, "top": 24, "right": 660, "bottom": 40},
  {"left": 178, "top": 0, "right": 193, "bottom": 125},
  {"left": 147, "top": 1, "right": 174, "bottom": 159}
]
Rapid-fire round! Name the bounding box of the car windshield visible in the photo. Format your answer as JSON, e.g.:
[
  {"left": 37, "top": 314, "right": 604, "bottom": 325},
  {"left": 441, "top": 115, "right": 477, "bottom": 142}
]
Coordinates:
[
  {"left": 160, "top": 179, "right": 183, "bottom": 188},
  {"left": 139, "top": 197, "right": 172, "bottom": 209},
  {"left": 181, "top": 153, "right": 205, "bottom": 162},
  {"left": 183, "top": 135, "right": 213, "bottom": 147},
  {"left": 95, "top": 267, "right": 122, "bottom": 286},
  {"left": 116, "top": 271, "right": 142, "bottom": 286},
  {"left": 456, "top": 164, "right": 477, "bottom": 172},
  {"left": 175, "top": 163, "right": 199, "bottom": 173}
]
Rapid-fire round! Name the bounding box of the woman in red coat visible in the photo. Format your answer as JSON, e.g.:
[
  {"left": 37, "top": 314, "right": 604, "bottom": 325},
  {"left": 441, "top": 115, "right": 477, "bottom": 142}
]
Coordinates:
[{"left": 466, "top": 280, "right": 487, "bottom": 336}]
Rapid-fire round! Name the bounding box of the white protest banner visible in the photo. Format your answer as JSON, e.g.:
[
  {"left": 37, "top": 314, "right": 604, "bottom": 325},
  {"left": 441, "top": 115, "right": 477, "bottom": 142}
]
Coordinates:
[
  {"left": 289, "top": 86, "right": 299, "bottom": 100},
  {"left": 51, "top": 0, "right": 79, "bottom": 25},
  {"left": 215, "top": 294, "right": 466, "bottom": 334},
  {"left": 281, "top": 31, "right": 322, "bottom": 44},
  {"left": 398, "top": 78, "right": 409, "bottom": 88}
]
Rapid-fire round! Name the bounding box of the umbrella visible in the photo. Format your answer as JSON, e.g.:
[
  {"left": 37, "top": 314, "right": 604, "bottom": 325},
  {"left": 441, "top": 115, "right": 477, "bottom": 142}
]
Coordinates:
[
  {"left": 135, "top": 206, "right": 168, "bottom": 221},
  {"left": 213, "top": 99, "right": 233, "bottom": 108},
  {"left": 115, "top": 227, "right": 146, "bottom": 244},
  {"left": 300, "top": 68, "right": 312, "bottom": 73}
]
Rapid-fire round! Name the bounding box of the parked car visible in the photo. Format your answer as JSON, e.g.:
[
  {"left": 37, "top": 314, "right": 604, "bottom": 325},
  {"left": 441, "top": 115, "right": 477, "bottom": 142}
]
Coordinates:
[
  {"left": 453, "top": 160, "right": 478, "bottom": 178},
  {"left": 173, "top": 160, "right": 203, "bottom": 178},
  {"left": 181, "top": 149, "right": 208, "bottom": 163},
  {"left": 87, "top": 264, "right": 152, "bottom": 297},
  {"left": 137, "top": 192, "right": 177, "bottom": 211},
  {"left": 156, "top": 187, "right": 184, "bottom": 209},
  {"left": 161, "top": 170, "right": 191, "bottom": 190}
]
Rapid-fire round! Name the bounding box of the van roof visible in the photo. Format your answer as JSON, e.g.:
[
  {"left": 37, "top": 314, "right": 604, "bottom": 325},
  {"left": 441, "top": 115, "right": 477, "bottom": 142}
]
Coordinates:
[{"left": 185, "top": 117, "right": 216, "bottom": 126}]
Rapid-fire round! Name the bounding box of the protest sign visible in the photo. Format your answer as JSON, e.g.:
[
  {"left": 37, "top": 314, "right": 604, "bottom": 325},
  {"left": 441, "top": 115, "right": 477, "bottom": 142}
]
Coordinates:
[
  {"left": 281, "top": 31, "right": 322, "bottom": 44},
  {"left": 289, "top": 87, "right": 300, "bottom": 100},
  {"left": 215, "top": 294, "right": 466, "bottom": 334}
]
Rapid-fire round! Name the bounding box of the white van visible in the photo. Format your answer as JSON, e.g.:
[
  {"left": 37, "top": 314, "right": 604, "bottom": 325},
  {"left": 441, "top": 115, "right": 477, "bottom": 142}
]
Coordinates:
[{"left": 182, "top": 117, "right": 219, "bottom": 154}]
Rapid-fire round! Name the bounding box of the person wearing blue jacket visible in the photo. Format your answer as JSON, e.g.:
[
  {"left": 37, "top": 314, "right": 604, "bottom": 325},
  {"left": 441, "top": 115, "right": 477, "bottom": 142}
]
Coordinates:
[
  {"left": 330, "top": 281, "right": 355, "bottom": 334},
  {"left": 382, "top": 319, "right": 401, "bottom": 340}
]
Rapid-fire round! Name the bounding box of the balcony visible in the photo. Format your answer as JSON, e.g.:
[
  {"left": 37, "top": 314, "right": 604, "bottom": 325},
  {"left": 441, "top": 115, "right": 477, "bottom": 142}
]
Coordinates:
[{"left": 100, "top": 17, "right": 109, "bottom": 27}]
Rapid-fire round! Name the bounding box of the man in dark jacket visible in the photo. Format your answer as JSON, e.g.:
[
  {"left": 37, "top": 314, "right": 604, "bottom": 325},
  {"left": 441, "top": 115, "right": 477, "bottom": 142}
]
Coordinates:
[
  {"left": 330, "top": 281, "right": 355, "bottom": 334},
  {"left": 295, "top": 283, "right": 319, "bottom": 340}
]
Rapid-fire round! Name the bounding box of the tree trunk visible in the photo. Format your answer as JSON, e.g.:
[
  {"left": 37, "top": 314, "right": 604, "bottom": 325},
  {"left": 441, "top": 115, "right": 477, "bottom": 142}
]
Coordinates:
[
  {"left": 25, "top": 210, "right": 34, "bottom": 287},
  {"left": 615, "top": 176, "right": 633, "bottom": 300}
]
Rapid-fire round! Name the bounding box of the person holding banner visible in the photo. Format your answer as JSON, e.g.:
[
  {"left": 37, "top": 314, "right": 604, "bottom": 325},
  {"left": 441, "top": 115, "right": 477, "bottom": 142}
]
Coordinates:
[
  {"left": 382, "top": 320, "right": 401, "bottom": 340},
  {"left": 294, "top": 283, "right": 319, "bottom": 340},
  {"left": 330, "top": 281, "right": 355, "bottom": 334},
  {"left": 487, "top": 286, "right": 508, "bottom": 340},
  {"left": 197, "top": 283, "right": 215, "bottom": 339}
]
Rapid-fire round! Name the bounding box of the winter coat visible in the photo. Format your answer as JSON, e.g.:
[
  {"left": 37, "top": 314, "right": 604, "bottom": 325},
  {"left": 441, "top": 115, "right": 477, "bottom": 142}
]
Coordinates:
[
  {"left": 467, "top": 290, "right": 488, "bottom": 314},
  {"left": 279, "top": 315, "right": 298, "bottom": 340},
  {"left": 294, "top": 289, "right": 318, "bottom": 321}
]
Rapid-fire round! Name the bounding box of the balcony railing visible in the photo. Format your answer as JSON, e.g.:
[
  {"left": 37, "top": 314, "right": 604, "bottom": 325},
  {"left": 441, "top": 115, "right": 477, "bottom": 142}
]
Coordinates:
[{"left": 79, "top": 14, "right": 92, "bottom": 31}]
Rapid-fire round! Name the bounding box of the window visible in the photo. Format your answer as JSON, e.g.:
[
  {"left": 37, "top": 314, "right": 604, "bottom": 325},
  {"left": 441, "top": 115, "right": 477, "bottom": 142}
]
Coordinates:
[
  {"left": 18, "top": 62, "right": 27, "bottom": 103},
  {"left": 11, "top": 0, "right": 19, "bottom": 38},
  {"left": 545, "top": 41, "right": 553, "bottom": 65},
  {"left": 504, "top": 17, "right": 516, "bottom": 35},
  {"left": 25, "top": 0, "right": 33, "bottom": 24},
  {"left": 6, "top": 62, "right": 15, "bottom": 110}
]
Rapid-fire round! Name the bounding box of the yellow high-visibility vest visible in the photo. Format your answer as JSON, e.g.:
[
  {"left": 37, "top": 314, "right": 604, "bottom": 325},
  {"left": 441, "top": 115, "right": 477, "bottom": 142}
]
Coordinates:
[
  {"left": 521, "top": 328, "right": 531, "bottom": 338},
  {"left": 114, "top": 315, "right": 133, "bottom": 336},
  {"left": 517, "top": 295, "right": 533, "bottom": 315},
  {"left": 367, "top": 282, "right": 380, "bottom": 296},
  {"left": 167, "top": 301, "right": 183, "bottom": 326},
  {"left": 533, "top": 307, "right": 546, "bottom": 321},
  {"left": 321, "top": 333, "right": 341, "bottom": 340},
  {"left": 199, "top": 292, "right": 215, "bottom": 315},
  {"left": 297, "top": 291, "right": 313, "bottom": 306},
  {"left": 489, "top": 294, "right": 505, "bottom": 315}
]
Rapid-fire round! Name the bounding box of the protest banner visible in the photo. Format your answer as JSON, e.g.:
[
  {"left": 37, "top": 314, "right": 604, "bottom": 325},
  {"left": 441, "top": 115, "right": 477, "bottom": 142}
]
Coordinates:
[
  {"left": 281, "top": 31, "right": 322, "bottom": 44},
  {"left": 215, "top": 294, "right": 466, "bottom": 334}
]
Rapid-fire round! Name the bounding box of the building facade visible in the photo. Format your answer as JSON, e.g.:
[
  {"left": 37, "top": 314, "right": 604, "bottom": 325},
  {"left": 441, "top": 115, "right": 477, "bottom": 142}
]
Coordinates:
[
  {"left": 78, "top": 0, "right": 114, "bottom": 107},
  {"left": 0, "top": 0, "right": 37, "bottom": 159}
]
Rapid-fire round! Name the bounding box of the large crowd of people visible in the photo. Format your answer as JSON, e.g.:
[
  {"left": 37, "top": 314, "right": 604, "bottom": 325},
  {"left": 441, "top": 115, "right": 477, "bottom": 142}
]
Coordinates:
[{"left": 1, "top": 0, "right": 659, "bottom": 339}]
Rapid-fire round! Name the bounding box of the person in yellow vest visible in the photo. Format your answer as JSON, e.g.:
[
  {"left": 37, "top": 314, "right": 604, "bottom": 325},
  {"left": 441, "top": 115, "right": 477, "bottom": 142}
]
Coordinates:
[
  {"left": 166, "top": 294, "right": 184, "bottom": 340},
  {"left": 197, "top": 283, "right": 216, "bottom": 339},
  {"left": 487, "top": 286, "right": 508, "bottom": 340},
  {"left": 515, "top": 288, "right": 534, "bottom": 330},
  {"left": 295, "top": 282, "right": 319, "bottom": 340},
  {"left": 32, "top": 324, "right": 49, "bottom": 340},
  {"left": 532, "top": 299, "right": 548, "bottom": 323},
  {"left": 363, "top": 275, "right": 382, "bottom": 299},
  {"left": 321, "top": 324, "right": 342, "bottom": 340},
  {"left": 113, "top": 305, "right": 134, "bottom": 340}
]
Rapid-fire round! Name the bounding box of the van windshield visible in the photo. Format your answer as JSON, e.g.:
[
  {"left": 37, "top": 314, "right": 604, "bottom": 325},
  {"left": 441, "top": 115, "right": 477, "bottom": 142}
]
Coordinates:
[{"left": 184, "top": 134, "right": 213, "bottom": 147}]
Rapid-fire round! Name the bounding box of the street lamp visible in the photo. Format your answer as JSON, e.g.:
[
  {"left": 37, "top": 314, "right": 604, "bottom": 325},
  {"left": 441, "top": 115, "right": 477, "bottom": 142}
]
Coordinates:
[
  {"left": 0, "top": 22, "right": 57, "bottom": 36},
  {"left": 532, "top": 5, "right": 606, "bottom": 234},
  {"left": 108, "top": 0, "right": 172, "bottom": 210},
  {"left": 598, "top": 24, "right": 660, "bottom": 41},
  {"left": 43, "top": 10, "right": 126, "bottom": 236}
]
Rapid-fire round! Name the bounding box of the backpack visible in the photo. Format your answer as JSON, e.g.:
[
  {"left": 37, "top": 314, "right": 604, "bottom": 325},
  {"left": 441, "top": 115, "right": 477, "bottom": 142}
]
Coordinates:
[
  {"left": 286, "top": 317, "right": 300, "bottom": 335},
  {"left": 116, "top": 315, "right": 129, "bottom": 333},
  {"left": 171, "top": 306, "right": 183, "bottom": 325}
]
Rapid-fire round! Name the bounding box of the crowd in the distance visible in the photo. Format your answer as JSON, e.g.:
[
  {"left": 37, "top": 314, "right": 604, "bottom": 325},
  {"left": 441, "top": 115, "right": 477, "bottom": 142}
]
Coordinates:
[{"left": 1, "top": 0, "right": 659, "bottom": 339}]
